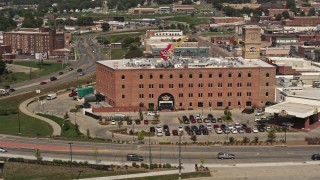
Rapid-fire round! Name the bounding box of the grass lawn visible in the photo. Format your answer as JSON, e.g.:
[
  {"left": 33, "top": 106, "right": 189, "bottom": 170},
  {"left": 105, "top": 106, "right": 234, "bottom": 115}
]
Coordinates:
[
  {"left": 3, "top": 161, "right": 147, "bottom": 180},
  {"left": 0, "top": 113, "right": 53, "bottom": 137},
  {"left": 99, "top": 32, "right": 144, "bottom": 43},
  {"left": 126, "top": 172, "right": 211, "bottom": 180},
  {"left": 36, "top": 113, "right": 80, "bottom": 138},
  {"left": 3, "top": 61, "right": 69, "bottom": 84},
  {"left": 170, "top": 15, "right": 209, "bottom": 25}
]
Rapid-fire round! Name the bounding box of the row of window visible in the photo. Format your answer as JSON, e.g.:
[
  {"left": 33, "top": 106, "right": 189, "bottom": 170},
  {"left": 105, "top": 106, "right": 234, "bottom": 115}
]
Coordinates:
[
  {"left": 121, "top": 73, "right": 271, "bottom": 80},
  {"left": 122, "top": 82, "right": 270, "bottom": 89},
  {"left": 121, "top": 92, "right": 269, "bottom": 99}
]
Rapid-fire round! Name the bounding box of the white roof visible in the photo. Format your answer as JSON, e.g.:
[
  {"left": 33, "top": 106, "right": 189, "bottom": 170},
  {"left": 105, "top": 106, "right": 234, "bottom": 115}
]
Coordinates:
[{"left": 265, "top": 102, "right": 319, "bottom": 118}]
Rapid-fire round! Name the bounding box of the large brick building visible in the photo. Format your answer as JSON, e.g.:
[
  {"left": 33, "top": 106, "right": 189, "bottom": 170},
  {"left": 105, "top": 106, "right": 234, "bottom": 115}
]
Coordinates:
[
  {"left": 282, "top": 16, "right": 320, "bottom": 26},
  {"left": 3, "top": 27, "right": 65, "bottom": 55},
  {"left": 96, "top": 57, "right": 276, "bottom": 110}
]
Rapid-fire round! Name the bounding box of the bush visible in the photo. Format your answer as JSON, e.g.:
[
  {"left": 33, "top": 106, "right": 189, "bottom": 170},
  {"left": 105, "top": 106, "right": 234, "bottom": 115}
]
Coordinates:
[
  {"left": 242, "top": 137, "right": 250, "bottom": 144},
  {"left": 165, "top": 163, "right": 172, "bottom": 168},
  {"left": 135, "top": 164, "right": 140, "bottom": 168},
  {"left": 229, "top": 137, "right": 235, "bottom": 144},
  {"left": 143, "top": 164, "right": 149, "bottom": 169},
  {"left": 132, "top": 162, "right": 137, "bottom": 167}
]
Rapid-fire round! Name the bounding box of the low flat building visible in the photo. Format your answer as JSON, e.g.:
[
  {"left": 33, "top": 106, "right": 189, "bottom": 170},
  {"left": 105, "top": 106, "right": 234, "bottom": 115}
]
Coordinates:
[
  {"left": 172, "top": 5, "right": 194, "bottom": 13},
  {"left": 211, "top": 17, "right": 244, "bottom": 24},
  {"left": 128, "top": 8, "right": 157, "bottom": 15},
  {"left": 260, "top": 47, "right": 290, "bottom": 57}
]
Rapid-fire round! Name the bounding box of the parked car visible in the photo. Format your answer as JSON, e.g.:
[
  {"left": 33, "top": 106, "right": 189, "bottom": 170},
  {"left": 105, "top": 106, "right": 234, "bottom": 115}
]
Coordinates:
[
  {"left": 195, "top": 129, "right": 202, "bottom": 135},
  {"left": 245, "top": 128, "right": 252, "bottom": 133},
  {"left": 252, "top": 128, "right": 259, "bottom": 133},
  {"left": 217, "top": 152, "right": 235, "bottom": 159},
  {"left": 191, "top": 125, "right": 198, "bottom": 131},
  {"left": 195, "top": 114, "right": 201, "bottom": 120},
  {"left": 79, "top": 72, "right": 85, "bottom": 76},
  {"left": 202, "top": 129, "right": 209, "bottom": 135},
  {"left": 227, "top": 124, "right": 234, "bottom": 130},
  {"left": 255, "top": 117, "right": 262, "bottom": 122},
  {"left": 242, "top": 108, "right": 254, "bottom": 114},
  {"left": 231, "top": 128, "right": 238, "bottom": 134},
  {"left": 311, "top": 154, "right": 320, "bottom": 160},
  {"left": 144, "top": 120, "right": 149, "bottom": 125},
  {"left": 223, "top": 128, "right": 230, "bottom": 134},
  {"left": 206, "top": 123, "right": 212, "bottom": 131},
  {"left": 213, "top": 124, "right": 220, "bottom": 129},
  {"left": 127, "top": 120, "right": 132, "bottom": 125},
  {"left": 197, "top": 118, "right": 203, "bottom": 123},
  {"left": 210, "top": 118, "right": 216, "bottom": 123},
  {"left": 178, "top": 126, "right": 183, "bottom": 132},
  {"left": 165, "top": 131, "right": 170, "bottom": 136},
  {"left": 69, "top": 67, "right": 74, "bottom": 71},
  {"left": 255, "top": 111, "right": 265, "bottom": 116},
  {"left": 147, "top": 112, "right": 156, "bottom": 116},
  {"left": 111, "top": 120, "right": 116, "bottom": 125},
  {"left": 190, "top": 118, "right": 196, "bottom": 123},
  {"left": 234, "top": 123, "right": 241, "bottom": 129},
  {"left": 58, "top": 71, "right": 64, "bottom": 75},
  {"left": 207, "top": 114, "right": 214, "bottom": 119},
  {"left": 149, "top": 126, "right": 155, "bottom": 132},
  {"left": 241, "top": 124, "right": 248, "bottom": 129},
  {"left": 237, "top": 128, "right": 245, "bottom": 134},
  {"left": 77, "top": 68, "right": 83, "bottom": 72},
  {"left": 258, "top": 127, "right": 265, "bottom": 132},
  {"left": 8, "top": 88, "right": 15, "bottom": 92},
  {"left": 215, "top": 128, "right": 223, "bottom": 134},
  {"left": 50, "top": 76, "right": 57, "bottom": 81},
  {"left": 217, "top": 118, "right": 223, "bottom": 123},
  {"left": 163, "top": 125, "right": 169, "bottom": 132},
  {"left": 203, "top": 118, "right": 210, "bottom": 123},
  {"left": 0, "top": 147, "right": 7, "bottom": 153},
  {"left": 69, "top": 92, "right": 78, "bottom": 97},
  {"left": 127, "top": 154, "right": 143, "bottom": 161},
  {"left": 199, "top": 124, "right": 206, "bottom": 131},
  {"left": 172, "top": 130, "right": 178, "bottom": 136},
  {"left": 185, "top": 126, "right": 190, "bottom": 132},
  {"left": 56, "top": 59, "right": 63, "bottom": 63},
  {"left": 187, "top": 130, "right": 194, "bottom": 136},
  {"left": 40, "top": 81, "right": 47, "bottom": 85},
  {"left": 135, "top": 119, "right": 141, "bottom": 125},
  {"left": 220, "top": 124, "right": 226, "bottom": 130},
  {"left": 82, "top": 102, "right": 91, "bottom": 108}
]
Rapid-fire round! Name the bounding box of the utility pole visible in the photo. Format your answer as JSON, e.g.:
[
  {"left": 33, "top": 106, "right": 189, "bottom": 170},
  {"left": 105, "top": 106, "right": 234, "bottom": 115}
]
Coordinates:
[
  {"left": 179, "top": 132, "right": 182, "bottom": 180},
  {"left": 149, "top": 132, "right": 152, "bottom": 170}
]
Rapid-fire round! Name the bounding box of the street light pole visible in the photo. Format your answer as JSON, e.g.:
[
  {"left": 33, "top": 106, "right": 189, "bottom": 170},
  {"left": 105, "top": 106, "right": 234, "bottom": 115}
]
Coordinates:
[
  {"left": 68, "top": 142, "right": 73, "bottom": 179},
  {"left": 149, "top": 132, "right": 152, "bottom": 170},
  {"left": 284, "top": 126, "right": 287, "bottom": 144},
  {"left": 179, "top": 132, "right": 182, "bottom": 180},
  {"left": 132, "top": 124, "right": 135, "bottom": 142}
]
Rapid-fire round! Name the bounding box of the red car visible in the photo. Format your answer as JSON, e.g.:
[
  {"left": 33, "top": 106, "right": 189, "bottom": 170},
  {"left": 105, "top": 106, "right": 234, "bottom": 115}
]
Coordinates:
[
  {"left": 69, "top": 92, "right": 78, "bottom": 97},
  {"left": 213, "top": 124, "right": 220, "bottom": 129},
  {"left": 40, "top": 82, "right": 47, "bottom": 85},
  {"left": 172, "top": 130, "right": 178, "bottom": 136},
  {"left": 245, "top": 128, "right": 252, "bottom": 133},
  {"left": 144, "top": 120, "right": 149, "bottom": 125},
  {"left": 189, "top": 115, "right": 196, "bottom": 123},
  {"left": 56, "top": 59, "right": 63, "bottom": 63}
]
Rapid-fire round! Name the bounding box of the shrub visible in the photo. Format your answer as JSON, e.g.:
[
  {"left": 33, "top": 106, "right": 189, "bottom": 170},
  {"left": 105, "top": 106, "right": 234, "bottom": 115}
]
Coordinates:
[
  {"left": 165, "top": 163, "right": 172, "bottom": 168},
  {"left": 254, "top": 136, "right": 259, "bottom": 144},
  {"left": 143, "top": 164, "right": 149, "bottom": 169},
  {"left": 229, "top": 137, "right": 235, "bottom": 144},
  {"left": 132, "top": 162, "right": 137, "bottom": 167},
  {"left": 153, "top": 163, "right": 158, "bottom": 168},
  {"left": 242, "top": 137, "right": 250, "bottom": 144},
  {"left": 135, "top": 164, "right": 140, "bottom": 168}
]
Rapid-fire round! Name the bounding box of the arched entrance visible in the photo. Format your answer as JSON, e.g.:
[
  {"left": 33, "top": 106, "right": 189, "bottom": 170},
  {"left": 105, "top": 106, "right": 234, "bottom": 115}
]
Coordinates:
[{"left": 158, "top": 93, "right": 175, "bottom": 110}]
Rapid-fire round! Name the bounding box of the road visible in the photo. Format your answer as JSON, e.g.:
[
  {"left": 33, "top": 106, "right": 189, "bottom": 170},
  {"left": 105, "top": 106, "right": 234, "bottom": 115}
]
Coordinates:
[{"left": 0, "top": 135, "right": 319, "bottom": 165}]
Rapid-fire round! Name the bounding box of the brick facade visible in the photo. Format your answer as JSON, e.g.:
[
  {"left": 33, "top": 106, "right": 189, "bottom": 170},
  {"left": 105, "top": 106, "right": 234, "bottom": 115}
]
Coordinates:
[{"left": 96, "top": 62, "right": 276, "bottom": 110}]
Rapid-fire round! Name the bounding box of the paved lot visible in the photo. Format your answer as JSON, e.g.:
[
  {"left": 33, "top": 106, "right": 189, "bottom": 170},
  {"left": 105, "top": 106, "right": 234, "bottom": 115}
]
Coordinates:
[{"left": 26, "top": 92, "right": 317, "bottom": 143}]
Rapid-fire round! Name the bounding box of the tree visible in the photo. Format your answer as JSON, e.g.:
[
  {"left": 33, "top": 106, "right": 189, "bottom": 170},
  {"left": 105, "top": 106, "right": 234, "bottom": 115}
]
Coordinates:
[
  {"left": 275, "top": 14, "right": 283, "bottom": 21},
  {"left": 75, "top": 123, "right": 80, "bottom": 135},
  {"left": 101, "top": 23, "right": 110, "bottom": 31},
  {"left": 282, "top": 11, "right": 290, "bottom": 19},
  {"left": 300, "top": 11, "right": 306, "bottom": 16},
  {"left": 63, "top": 121, "right": 70, "bottom": 131},
  {"left": 34, "top": 149, "right": 42, "bottom": 160},
  {"left": 64, "top": 112, "right": 69, "bottom": 119},
  {"left": 199, "top": 156, "right": 205, "bottom": 167},
  {"left": 137, "top": 131, "right": 144, "bottom": 142},
  {"left": 307, "top": 8, "right": 316, "bottom": 16},
  {"left": 86, "top": 128, "right": 91, "bottom": 138},
  {"left": 267, "top": 127, "right": 277, "bottom": 143},
  {"left": 77, "top": 16, "right": 93, "bottom": 26},
  {"left": 0, "top": 59, "right": 7, "bottom": 75},
  {"left": 182, "top": 0, "right": 193, "bottom": 5},
  {"left": 190, "top": 135, "right": 197, "bottom": 143}
]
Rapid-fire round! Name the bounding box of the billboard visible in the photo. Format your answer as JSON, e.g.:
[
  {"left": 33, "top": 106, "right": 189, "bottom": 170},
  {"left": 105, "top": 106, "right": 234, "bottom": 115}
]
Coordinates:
[{"left": 35, "top": 52, "right": 48, "bottom": 60}]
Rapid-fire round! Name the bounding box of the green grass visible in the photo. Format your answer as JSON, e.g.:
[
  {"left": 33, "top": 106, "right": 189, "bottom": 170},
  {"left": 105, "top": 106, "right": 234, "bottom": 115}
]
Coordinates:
[
  {"left": 126, "top": 172, "right": 211, "bottom": 180},
  {"left": 99, "top": 32, "right": 144, "bottom": 43},
  {"left": 36, "top": 113, "right": 81, "bottom": 138},
  {"left": 4, "top": 161, "right": 147, "bottom": 180},
  {"left": 0, "top": 113, "right": 53, "bottom": 137},
  {"left": 109, "top": 49, "right": 128, "bottom": 59}
]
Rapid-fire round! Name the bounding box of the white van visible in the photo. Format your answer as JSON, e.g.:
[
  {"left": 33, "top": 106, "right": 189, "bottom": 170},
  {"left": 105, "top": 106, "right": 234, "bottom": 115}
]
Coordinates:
[{"left": 47, "top": 93, "right": 57, "bottom": 100}]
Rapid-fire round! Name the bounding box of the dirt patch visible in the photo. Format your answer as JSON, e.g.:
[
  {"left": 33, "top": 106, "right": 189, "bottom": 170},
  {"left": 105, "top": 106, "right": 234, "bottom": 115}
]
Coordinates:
[{"left": 6, "top": 64, "right": 40, "bottom": 73}]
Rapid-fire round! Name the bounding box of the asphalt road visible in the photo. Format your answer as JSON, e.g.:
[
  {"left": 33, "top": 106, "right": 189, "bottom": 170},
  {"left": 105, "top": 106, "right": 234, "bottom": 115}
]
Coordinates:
[{"left": 0, "top": 135, "right": 319, "bottom": 165}]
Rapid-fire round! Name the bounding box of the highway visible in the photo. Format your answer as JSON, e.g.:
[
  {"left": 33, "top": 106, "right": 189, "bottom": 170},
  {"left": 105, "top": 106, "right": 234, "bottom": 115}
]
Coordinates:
[{"left": 0, "top": 135, "right": 318, "bottom": 165}]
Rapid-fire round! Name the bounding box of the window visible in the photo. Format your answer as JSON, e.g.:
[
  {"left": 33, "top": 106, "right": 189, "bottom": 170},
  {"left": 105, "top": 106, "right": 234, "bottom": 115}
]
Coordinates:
[
  {"left": 149, "top": 94, "right": 154, "bottom": 98},
  {"left": 218, "top": 83, "right": 222, "bottom": 87},
  {"left": 209, "top": 73, "right": 213, "bottom": 78},
  {"left": 266, "top": 73, "right": 270, "bottom": 77},
  {"left": 247, "top": 82, "right": 252, "bottom": 87},
  {"left": 248, "top": 73, "right": 252, "bottom": 77},
  {"left": 122, "top": 85, "right": 125, "bottom": 89},
  {"left": 189, "top": 83, "right": 193, "bottom": 87},
  {"left": 180, "top": 102, "right": 183, "bottom": 106},
  {"left": 227, "top": 83, "right": 232, "bottom": 87},
  {"left": 266, "top": 82, "right": 269, "bottom": 86},
  {"left": 208, "top": 93, "right": 213, "bottom": 97},
  {"left": 219, "top": 73, "right": 222, "bottom": 78},
  {"left": 121, "top": 75, "right": 125, "bottom": 79},
  {"left": 238, "top": 73, "right": 242, "bottom": 77},
  {"left": 179, "top": 83, "right": 183, "bottom": 88},
  {"left": 238, "top": 101, "right": 241, "bottom": 106},
  {"left": 217, "top": 102, "right": 223, "bottom": 107},
  {"left": 266, "top": 92, "right": 269, "bottom": 96},
  {"left": 179, "top": 93, "right": 183, "bottom": 97},
  {"left": 189, "top": 93, "right": 193, "bottom": 97},
  {"left": 199, "top": 74, "right": 203, "bottom": 78},
  {"left": 150, "top": 74, "right": 153, "bottom": 79},
  {"left": 122, "top": 95, "right": 125, "bottom": 99},
  {"left": 228, "top": 102, "right": 231, "bottom": 107},
  {"left": 139, "top": 84, "right": 144, "bottom": 88},
  {"left": 227, "top": 92, "right": 232, "bottom": 97},
  {"left": 179, "top": 74, "right": 183, "bottom": 78},
  {"left": 140, "top": 74, "right": 143, "bottom": 79},
  {"left": 198, "top": 102, "right": 203, "bottom": 107},
  {"left": 169, "top": 74, "right": 173, "bottom": 78},
  {"left": 149, "top": 84, "right": 154, "bottom": 88},
  {"left": 237, "top": 92, "right": 242, "bottom": 97},
  {"left": 237, "top": 83, "right": 242, "bottom": 87},
  {"left": 189, "top": 74, "right": 193, "bottom": 78},
  {"left": 228, "top": 73, "right": 232, "bottom": 78},
  {"left": 169, "top": 84, "right": 174, "bottom": 88},
  {"left": 198, "top": 93, "right": 203, "bottom": 97},
  {"left": 139, "top": 94, "right": 144, "bottom": 98},
  {"left": 160, "top": 74, "right": 163, "bottom": 79},
  {"left": 198, "top": 83, "right": 203, "bottom": 87},
  {"left": 159, "top": 84, "right": 164, "bottom": 88},
  {"left": 218, "top": 93, "right": 222, "bottom": 97},
  {"left": 189, "top": 102, "right": 192, "bottom": 106},
  {"left": 208, "top": 83, "right": 213, "bottom": 87},
  {"left": 247, "top": 92, "right": 252, "bottom": 96}
]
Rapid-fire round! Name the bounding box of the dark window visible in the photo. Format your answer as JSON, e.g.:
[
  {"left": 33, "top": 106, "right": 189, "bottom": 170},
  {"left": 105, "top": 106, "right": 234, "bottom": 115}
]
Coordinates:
[
  {"left": 228, "top": 102, "right": 231, "bottom": 107},
  {"left": 238, "top": 73, "right": 242, "bottom": 77},
  {"left": 199, "top": 74, "right": 203, "bottom": 78},
  {"left": 248, "top": 73, "right": 251, "bottom": 77},
  {"left": 169, "top": 84, "right": 174, "bottom": 88},
  {"left": 121, "top": 75, "right": 125, "bottom": 79},
  {"left": 198, "top": 102, "right": 203, "bottom": 107},
  {"left": 228, "top": 73, "right": 232, "bottom": 78},
  {"left": 246, "top": 101, "right": 252, "bottom": 106},
  {"left": 217, "top": 102, "right": 223, "bottom": 107},
  {"left": 266, "top": 73, "right": 270, "bottom": 77},
  {"left": 140, "top": 74, "right": 143, "bottom": 79},
  {"left": 122, "top": 85, "right": 125, "bottom": 88},
  {"left": 209, "top": 73, "right": 213, "bottom": 78},
  {"left": 198, "top": 93, "right": 203, "bottom": 97},
  {"left": 266, "top": 82, "right": 269, "bottom": 86},
  {"left": 189, "top": 102, "right": 192, "bottom": 106},
  {"left": 122, "top": 95, "right": 125, "bottom": 98},
  {"left": 169, "top": 74, "right": 173, "bottom": 78},
  {"left": 266, "top": 92, "right": 269, "bottom": 96},
  {"left": 159, "top": 84, "right": 163, "bottom": 88},
  {"left": 179, "top": 74, "right": 183, "bottom": 78},
  {"left": 189, "top": 74, "right": 193, "bottom": 78},
  {"left": 160, "top": 74, "right": 163, "bottom": 79},
  {"left": 180, "top": 102, "right": 183, "bottom": 106},
  {"left": 219, "top": 73, "right": 222, "bottom": 78},
  {"left": 150, "top": 74, "right": 153, "bottom": 79}
]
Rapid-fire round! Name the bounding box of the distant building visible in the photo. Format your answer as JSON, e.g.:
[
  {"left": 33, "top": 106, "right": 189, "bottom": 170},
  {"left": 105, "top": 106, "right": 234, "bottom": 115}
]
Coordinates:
[
  {"left": 172, "top": 5, "right": 195, "bottom": 13},
  {"left": 145, "top": 30, "right": 183, "bottom": 38},
  {"left": 3, "top": 27, "right": 65, "bottom": 55},
  {"left": 128, "top": 8, "right": 157, "bottom": 15},
  {"left": 211, "top": 17, "right": 244, "bottom": 24},
  {"left": 282, "top": 17, "right": 320, "bottom": 26}
]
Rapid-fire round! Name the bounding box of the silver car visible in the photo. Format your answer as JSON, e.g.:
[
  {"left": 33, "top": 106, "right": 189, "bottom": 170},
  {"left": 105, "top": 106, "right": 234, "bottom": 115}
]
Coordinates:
[{"left": 217, "top": 152, "right": 235, "bottom": 159}]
